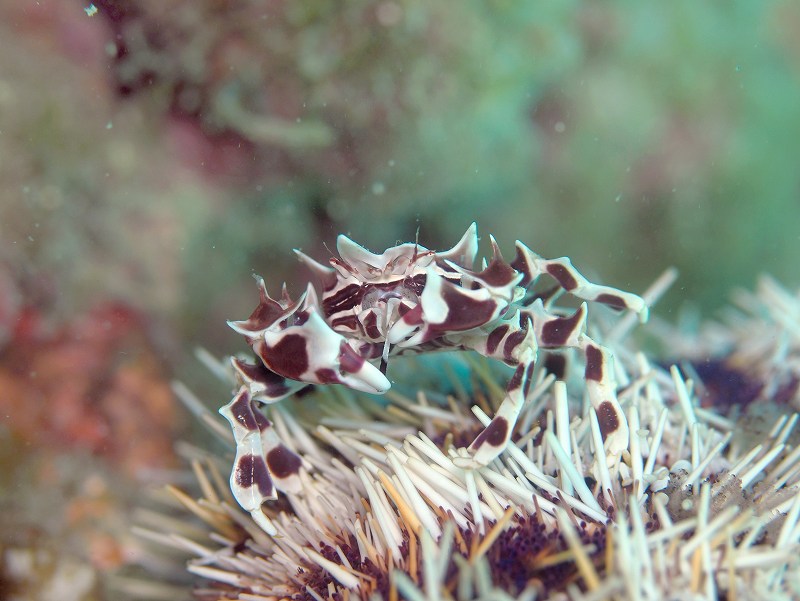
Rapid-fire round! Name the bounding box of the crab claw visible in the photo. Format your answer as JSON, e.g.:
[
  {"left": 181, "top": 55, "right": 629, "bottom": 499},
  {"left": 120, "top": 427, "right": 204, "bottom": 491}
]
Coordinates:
[
  {"left": 258, "top": 308, "right": 390, "bottom": 394},
  {"left": 228, "top": 277, "right": 306, "bottom": 338},
  {"left": 337, "top": 342, "right": 391, "bottom": 394}
]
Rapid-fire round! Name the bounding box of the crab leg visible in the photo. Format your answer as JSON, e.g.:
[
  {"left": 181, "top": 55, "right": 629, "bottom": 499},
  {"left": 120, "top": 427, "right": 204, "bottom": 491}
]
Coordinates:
[
  {"left": 512, "top": 242, "right": 649, "bottom": 321},
  {"left": 219, "top": 387, "right": 305, "bottom": 534},
  {"left": 523, "top": 300, "right": 629, "bottom": 455},
  {"left": 458, "top": 300, "right": 629, "bottom": 466},
  {"left": 446, "top": 315, "right": 535, "bottom": 466},
  {"left": 469, "top": 359, "right": 538, "bottom": 465},
  {"left": 219, "top": 387, "right": 278, "bottom": 534},
  {"left": 231, "top": 356, "right": 308, "bottom": 404}
]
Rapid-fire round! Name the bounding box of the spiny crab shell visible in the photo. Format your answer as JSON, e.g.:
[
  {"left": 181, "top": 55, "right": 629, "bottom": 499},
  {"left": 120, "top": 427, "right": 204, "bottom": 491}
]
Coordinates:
[{"left": 220, "top": 223, "right": 648, "bottom": 534}]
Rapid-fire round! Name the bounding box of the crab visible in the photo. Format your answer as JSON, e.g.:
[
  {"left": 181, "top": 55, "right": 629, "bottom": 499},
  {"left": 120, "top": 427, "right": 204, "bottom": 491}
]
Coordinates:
[{"left": 219, "top": 223, "right": 648, "bottom": 533}]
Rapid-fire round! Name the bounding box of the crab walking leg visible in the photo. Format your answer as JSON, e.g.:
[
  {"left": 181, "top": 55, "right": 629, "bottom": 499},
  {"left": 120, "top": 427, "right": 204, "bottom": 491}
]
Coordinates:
[
  {"left": 449, "top": 318, "right": 538, "bottom": 466},
  {"left": 219, "top": 387, "right": 288, "bottom": 535},
  {"left": 218, "top": 392, "right": 275, "bottom": 534},
  {"left": 512, "top": 242, "right": 649, "bottom": 321},
  {"left": 257, "top": 416, "right": 304, "bottom": 494},
  {"left": 467, "top": 355, "right": 538, "bottom": 466},
  {"left": 457, "top": 305, "right": 590, "bottom": 466},
  {"left": 523, "top": 299, "right": 629, "bottom": 455},
  {"left": 579, "top": 339, "right": 629, "bottom": 455},
  {"left": 458, "top": 301, "right": 630, "bottom": 466},
  {"left": 230, "top": 356, "right": 308, "bottom": 404}
]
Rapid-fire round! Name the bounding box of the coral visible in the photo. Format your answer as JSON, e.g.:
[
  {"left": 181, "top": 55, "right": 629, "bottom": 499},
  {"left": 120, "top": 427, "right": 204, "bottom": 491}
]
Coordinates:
[
  {"left": 0, "top": 301, "right": 178, "bottom": 474},
  {"left": 0, "top": 294, "right": 185, "bottom": 600},
  {"left": 0, "top": 448, "right": 137, "bottom": 601},
  {"left": 0, "top": 0, "right": 224, "bottom": 328}
]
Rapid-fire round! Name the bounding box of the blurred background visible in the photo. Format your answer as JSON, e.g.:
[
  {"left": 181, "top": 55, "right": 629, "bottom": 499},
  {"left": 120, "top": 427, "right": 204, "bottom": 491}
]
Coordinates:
[{"left": 1, "top": 0, "right": 799, "bottom": 598}]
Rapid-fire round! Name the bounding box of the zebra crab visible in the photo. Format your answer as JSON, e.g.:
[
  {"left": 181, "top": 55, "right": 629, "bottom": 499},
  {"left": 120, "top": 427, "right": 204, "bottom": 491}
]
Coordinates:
[{"left": 220, "top": 223, "right": 647, "bottom": 534}]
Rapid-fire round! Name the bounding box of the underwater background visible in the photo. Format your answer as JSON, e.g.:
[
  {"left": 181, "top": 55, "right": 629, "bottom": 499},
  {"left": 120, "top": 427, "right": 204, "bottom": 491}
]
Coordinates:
[{"left": 1, "top": 1, "right": 800, "bottom": 599}]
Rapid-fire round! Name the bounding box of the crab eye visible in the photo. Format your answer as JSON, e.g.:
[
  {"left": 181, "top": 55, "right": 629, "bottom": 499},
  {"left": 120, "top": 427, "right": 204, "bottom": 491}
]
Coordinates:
[
  {"left": 282, "top": 310, "right": 309, "bottom": 328},
  {"left": 405, "top": 274, "right": 427, "bottom": 296}
]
